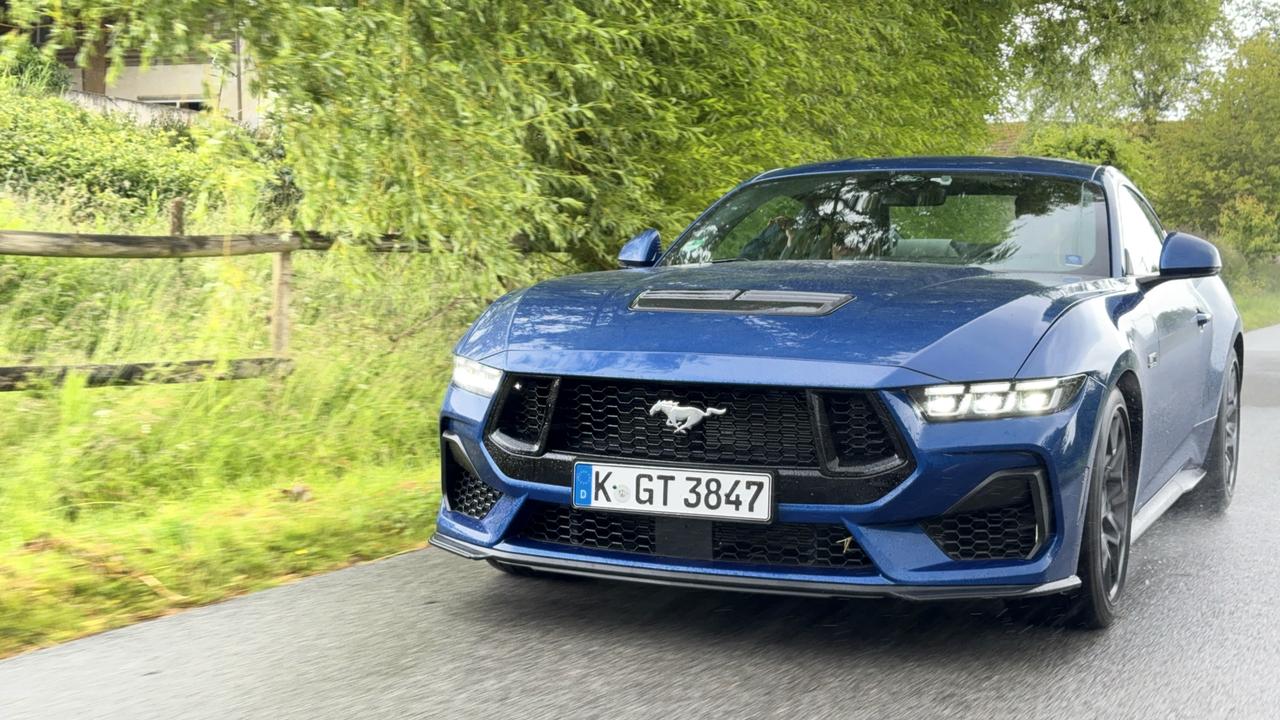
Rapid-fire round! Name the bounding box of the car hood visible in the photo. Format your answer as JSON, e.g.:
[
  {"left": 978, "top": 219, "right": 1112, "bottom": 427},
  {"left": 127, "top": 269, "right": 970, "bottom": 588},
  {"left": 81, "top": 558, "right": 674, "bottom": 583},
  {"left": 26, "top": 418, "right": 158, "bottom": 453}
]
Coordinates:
[{"left": 461, "top": 261, "right": 1124, "bottom": 383}]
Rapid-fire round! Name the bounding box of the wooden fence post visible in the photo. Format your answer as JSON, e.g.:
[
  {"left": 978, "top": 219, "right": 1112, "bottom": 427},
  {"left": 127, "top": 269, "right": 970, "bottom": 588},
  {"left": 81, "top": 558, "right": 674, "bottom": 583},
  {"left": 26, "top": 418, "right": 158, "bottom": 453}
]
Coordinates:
[
  {"left": 270, "top": 252, "right": 292, "bottom": 357},
  {"left": 168, "top": 198, "right": 186, "bottom": 236}
]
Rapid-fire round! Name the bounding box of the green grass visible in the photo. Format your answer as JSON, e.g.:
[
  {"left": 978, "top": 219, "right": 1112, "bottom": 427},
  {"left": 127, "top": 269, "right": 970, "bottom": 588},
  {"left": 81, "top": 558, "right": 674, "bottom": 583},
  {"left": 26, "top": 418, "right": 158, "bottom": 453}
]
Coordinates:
[
  {"left": 1235, "top": 290, "right": 1280, "bottom": 331},
  {"left": 0, "top": 465, "right": 438, "bottom": 655},
  {"left": 0, "top": 188, "right": 563, "bottom": 657}
]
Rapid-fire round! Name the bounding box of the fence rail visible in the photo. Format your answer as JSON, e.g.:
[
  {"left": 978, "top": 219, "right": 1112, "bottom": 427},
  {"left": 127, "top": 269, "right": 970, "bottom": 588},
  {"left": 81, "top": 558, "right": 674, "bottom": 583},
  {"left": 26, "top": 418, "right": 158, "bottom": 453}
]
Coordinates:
[
  {"left": 0, "top": 218, "right": 413, "bottom": 391},
  {"left": 0, "top": 358, "right": 293, "bottom": 392},
  {"left": 0, "top": 230, "right": 418, "bottom": 258}
]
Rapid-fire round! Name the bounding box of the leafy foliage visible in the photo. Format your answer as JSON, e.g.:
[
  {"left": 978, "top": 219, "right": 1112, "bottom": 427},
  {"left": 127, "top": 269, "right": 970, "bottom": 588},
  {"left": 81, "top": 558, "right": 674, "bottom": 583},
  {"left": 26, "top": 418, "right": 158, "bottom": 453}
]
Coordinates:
[
  {"left": 1018, "top": 123, "right": 1150, "bottom": 183},
  {"left": 0, "top": 85, "right": 209, "bottom": 218},
  {"left": 5, "top": 0, "right": 1030, "bottom": 266},
  {"left": 1010, "top": 0, "right": 1229, "bottom": 127},
  {"left": 1149, "top": 33, "right": 1280, "bottom": 236},
  {"left": 0, "top": 36, "right": 71, "bottom": 92}
]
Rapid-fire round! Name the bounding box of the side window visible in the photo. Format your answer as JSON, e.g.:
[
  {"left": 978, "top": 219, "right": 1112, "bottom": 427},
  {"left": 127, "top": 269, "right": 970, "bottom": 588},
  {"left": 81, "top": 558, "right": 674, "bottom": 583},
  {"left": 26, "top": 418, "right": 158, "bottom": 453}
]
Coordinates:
[{"left": 1118, "top": 188, "right": 1164, "bottom": 276}]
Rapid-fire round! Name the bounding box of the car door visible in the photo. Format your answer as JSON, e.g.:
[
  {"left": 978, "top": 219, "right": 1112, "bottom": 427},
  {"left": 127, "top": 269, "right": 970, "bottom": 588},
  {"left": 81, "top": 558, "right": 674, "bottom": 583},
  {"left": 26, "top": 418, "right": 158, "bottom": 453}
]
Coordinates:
[{"left": 1117, "top": 186, "right": 1207, "bottom": 506}]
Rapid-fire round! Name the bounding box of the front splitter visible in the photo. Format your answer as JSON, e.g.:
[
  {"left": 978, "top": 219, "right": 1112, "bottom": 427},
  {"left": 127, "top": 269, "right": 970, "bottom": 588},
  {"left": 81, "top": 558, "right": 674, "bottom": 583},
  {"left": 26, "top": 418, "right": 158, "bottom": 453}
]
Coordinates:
[{"left": 430, "top": 532, "right": 1080, "bottom": 602}]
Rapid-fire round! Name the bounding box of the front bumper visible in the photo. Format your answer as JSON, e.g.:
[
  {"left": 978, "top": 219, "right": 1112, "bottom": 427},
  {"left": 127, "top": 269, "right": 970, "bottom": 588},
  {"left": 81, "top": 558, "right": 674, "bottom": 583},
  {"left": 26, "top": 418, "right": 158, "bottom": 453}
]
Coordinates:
[
  {"left": 430, "top": 532, "right": 1081, "bottom": 601},
  {"left": 433, "top": 361, "right": 1108, "bottom": 599}
]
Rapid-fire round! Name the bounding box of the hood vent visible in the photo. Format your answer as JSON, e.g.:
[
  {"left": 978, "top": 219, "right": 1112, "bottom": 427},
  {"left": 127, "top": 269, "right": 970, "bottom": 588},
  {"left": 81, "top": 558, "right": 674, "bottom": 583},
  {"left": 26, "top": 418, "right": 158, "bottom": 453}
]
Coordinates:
[{"left": 630, "top": 289, "right": 853, "bottom": 316}]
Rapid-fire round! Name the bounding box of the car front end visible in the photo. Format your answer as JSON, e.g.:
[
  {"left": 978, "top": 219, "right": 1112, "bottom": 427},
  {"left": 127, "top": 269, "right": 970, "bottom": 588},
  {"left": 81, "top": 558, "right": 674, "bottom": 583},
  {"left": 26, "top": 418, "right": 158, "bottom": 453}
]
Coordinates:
[
  {"left": 431, "top": 158, "right": 1123, "bottom": 601},
  {"left": 433, "top": 344, "right": 1107, "bottom": 600}
]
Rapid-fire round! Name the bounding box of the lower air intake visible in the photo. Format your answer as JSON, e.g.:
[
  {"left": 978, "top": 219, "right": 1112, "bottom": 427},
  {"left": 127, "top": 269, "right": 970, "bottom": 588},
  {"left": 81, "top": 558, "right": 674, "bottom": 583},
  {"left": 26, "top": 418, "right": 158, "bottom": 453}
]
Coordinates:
[
  {"left": 921, "top": 468, "right": 1049, "bottom": 561},
  {"left": 444, "top": 451, "right": 502, "bottom": 520},
  {"left": 511, "top": 502, "right": 873, "bottom": 571}
]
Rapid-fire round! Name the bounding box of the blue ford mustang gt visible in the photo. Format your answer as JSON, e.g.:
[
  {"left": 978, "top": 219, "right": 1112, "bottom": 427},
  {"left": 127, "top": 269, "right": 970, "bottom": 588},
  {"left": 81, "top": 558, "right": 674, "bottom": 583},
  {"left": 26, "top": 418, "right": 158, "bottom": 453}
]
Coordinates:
[{"left": 431, "top": 156, "right": 1243, "bottom": 628}]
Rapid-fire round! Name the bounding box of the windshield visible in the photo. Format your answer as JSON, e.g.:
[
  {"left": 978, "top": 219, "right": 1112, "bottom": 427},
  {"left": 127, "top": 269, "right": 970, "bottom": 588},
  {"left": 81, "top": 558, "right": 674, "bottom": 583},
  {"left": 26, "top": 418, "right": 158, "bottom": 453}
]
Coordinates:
[{"left": 664, "top": 172, "right": 1109, "bottom": 275}]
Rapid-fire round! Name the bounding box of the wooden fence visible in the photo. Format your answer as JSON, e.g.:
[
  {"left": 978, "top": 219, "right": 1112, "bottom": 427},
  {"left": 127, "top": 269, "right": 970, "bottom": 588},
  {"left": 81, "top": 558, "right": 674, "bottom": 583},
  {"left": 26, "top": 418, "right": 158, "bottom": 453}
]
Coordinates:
[{"left": 0, "top": 202, "right": 425, "bottom": 392}]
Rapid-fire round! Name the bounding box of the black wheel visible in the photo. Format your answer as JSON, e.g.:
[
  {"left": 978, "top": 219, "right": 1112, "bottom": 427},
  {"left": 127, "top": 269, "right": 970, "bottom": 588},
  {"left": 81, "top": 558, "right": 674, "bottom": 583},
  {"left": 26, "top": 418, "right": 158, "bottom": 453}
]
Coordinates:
[
  {"left": 1069, "top": 387, "right": 1134, "bottom": 629},
  {"left": 1198, "top": 354, "right": 1242, "bottom": 512}
]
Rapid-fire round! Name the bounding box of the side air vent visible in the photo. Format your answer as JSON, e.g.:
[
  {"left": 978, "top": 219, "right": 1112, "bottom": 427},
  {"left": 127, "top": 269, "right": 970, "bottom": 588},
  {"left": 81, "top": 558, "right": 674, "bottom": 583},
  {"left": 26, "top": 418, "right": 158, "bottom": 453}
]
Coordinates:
[
  {"left": 630, "top": 289, "right": 853, "bottom": 316},
  {"left": 921, "top": 468, "right": 1050, "bottom": 561},
  {"left": 442, "top": 433, "right": 503, "bottom": 520}
]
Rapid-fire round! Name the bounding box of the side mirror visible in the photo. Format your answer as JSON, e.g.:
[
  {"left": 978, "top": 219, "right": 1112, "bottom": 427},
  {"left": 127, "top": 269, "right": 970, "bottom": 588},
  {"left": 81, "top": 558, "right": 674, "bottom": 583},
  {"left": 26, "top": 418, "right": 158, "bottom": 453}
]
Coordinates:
[
  {"left": 1157, "top": 232, "right": 1221, "bottom": 280},
  {"left": 618, "top": 228, "right": 662, "bottom": 268}
]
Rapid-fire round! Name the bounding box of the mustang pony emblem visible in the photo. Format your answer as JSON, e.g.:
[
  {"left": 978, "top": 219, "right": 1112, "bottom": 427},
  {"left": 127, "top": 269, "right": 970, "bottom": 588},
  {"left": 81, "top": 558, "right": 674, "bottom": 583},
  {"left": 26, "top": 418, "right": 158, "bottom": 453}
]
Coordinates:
[{"left": 649, "top": 400, "right": 726, "bottom": 434}]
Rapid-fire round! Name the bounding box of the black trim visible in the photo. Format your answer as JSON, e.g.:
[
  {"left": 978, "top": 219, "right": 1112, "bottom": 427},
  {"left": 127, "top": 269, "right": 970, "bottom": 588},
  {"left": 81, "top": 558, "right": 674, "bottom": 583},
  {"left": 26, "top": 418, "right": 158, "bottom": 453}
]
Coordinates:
[
  {"left": 630, "top": 289, "right": 853, "bottom": 316},
  {"left": 809, "top": 390, "right": 913, "bottom": 478},
  {"left": 485, "top": 375, "right": 560, "bottom": 455},
  {"left": 429, "top": 532, "right": 1081, "bottom": 601},
  {"left": 922, "top": 467, "right": 1051, "bottom": 560},
  {"left": 484, "top": 445, "right": 912, "bottom": 505},
  {"left": 483, "top": 375, "right": 915, "bottom": 505}
]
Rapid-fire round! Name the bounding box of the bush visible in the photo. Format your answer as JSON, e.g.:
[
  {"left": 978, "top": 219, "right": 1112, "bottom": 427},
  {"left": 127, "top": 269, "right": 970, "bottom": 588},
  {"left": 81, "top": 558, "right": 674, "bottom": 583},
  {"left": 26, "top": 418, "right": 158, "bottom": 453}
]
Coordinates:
[
  {"left": 1017, "top": 123, "right": 1150, "bottom": 184},
  {"left": 1216, "top": 194, "right": 1280, "bottom": 262},
  {"left": 0, "top": 41, "right": 70, "bottom": 93},
  {"left": 0, "top": 85, "right": 214, "bottom": 218}
]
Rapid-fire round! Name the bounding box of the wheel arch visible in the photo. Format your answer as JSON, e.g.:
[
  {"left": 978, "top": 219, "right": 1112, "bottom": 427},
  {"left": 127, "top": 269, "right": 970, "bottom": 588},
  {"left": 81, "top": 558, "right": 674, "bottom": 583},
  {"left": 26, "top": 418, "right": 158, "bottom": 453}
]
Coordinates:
[{"left": 1113, "top": 369, "right": 1144, "bottom": 492}]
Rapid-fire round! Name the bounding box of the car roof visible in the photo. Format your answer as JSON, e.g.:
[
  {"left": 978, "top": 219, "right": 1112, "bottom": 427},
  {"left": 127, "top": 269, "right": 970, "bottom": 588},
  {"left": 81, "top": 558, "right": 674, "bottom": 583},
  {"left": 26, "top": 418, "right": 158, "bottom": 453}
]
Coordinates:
[{"left": 752, "top": 155, "right": 1104, "bottom": 183}]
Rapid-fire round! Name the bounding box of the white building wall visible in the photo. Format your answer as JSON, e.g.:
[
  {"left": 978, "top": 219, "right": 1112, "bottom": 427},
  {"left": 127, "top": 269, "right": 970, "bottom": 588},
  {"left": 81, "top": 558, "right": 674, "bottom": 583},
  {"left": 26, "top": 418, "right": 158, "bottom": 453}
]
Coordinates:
[{"left": 68, "top": 61, "right": 264, "bottom": 126}]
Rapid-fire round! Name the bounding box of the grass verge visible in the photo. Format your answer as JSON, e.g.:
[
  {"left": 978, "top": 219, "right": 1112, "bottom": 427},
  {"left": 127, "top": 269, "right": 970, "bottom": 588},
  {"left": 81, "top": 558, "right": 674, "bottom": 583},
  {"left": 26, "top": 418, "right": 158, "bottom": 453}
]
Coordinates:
[
  {"left": 0, "top": 465, "right": 438, "bottom": 657},
  {"left": 1235, "top": 290, "right": 1280, "bottom": 331}
]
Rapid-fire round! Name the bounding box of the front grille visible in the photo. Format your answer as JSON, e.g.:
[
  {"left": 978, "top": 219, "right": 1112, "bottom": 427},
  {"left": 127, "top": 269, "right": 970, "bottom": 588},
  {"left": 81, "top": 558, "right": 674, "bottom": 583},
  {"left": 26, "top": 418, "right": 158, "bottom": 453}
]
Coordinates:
[
  {"left": 512, "top": 502, "right": 872, "bottom": 571},
  {"left": 492, "top": 376, "right": 556, "bottom": 448},
  {"left": 921, "top": 469, "right": 1047, "bottom": 561},
  {"left": 487, "top": 374, "right": 914, "bottom": 504},
  {"left": 712, "top": 521, "right": 870, "bottom": 569},
  {"left": 548, "top": 378, "right": 819, "bottom": 467},
  {"left": 517, "top": 502, "right": 656, "bottom": 554},
  {"left": 823, "top": 393, "right": 899, "bottom": 469},
  {"left": 444, "top": 459, "right": 503, "bottom": 520}
]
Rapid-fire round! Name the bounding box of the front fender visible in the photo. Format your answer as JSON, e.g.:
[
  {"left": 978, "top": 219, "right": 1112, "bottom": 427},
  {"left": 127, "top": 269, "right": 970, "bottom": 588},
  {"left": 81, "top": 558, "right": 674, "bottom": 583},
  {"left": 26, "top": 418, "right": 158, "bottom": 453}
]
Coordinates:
[
  {"left": 453, "top": 288, "right": 529, "bottom": 361},
  {"left": 1016, "top": 291, "right": 1143, "bottom": 383}
]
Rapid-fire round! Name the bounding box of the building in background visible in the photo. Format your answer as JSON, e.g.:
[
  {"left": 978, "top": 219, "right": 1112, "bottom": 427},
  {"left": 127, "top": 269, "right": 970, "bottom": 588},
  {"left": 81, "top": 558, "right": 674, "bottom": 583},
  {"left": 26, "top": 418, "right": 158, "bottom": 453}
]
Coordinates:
[
  {"left": 57, "top": 36, "right": 263, "bottom": 126},
  {"left": 1, "top": 14, "right": 263, "bottom": 126}
]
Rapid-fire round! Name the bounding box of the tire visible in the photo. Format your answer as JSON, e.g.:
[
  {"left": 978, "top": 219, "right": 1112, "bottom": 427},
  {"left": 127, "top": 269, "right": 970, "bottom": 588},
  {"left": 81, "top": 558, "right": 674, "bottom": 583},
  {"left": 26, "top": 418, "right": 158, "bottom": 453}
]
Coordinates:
[
  {"left": 1068, "top": 386, "right": 1135, "bottom": 629},
  {"left": 1197, "top": 353, "right": 1242, "bottom": 513}
]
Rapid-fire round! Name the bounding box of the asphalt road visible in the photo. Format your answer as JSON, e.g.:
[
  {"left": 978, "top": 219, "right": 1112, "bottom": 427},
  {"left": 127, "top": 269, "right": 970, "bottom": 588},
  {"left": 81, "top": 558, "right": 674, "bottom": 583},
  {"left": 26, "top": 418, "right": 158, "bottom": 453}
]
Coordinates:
[{"left": 5, "top": 329, "right": 1280, "bottom": 720}]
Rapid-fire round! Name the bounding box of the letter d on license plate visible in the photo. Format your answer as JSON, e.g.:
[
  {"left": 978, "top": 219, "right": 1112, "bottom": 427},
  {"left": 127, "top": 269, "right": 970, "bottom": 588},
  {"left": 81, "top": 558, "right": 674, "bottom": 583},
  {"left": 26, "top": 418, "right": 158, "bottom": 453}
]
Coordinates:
[{"left": 573, "top": 462, "right": 772, "bottom": 523}]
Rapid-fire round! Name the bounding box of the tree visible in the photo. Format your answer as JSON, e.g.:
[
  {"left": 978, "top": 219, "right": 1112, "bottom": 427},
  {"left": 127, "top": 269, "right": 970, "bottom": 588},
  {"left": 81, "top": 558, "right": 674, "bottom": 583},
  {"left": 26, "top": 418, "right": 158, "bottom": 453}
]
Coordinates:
[
  {"left": 1009, "top": 0, "right": 1229, "bottom": 131},
  {"left": 0, "top": 1, "right": 1234, "bottom": 269},
  {"left": 1148, "top": 31, "right": 1280, "bottom": 239},
  {"left": 1017, "top": 123, "right": 1150, "bottom": 183}
]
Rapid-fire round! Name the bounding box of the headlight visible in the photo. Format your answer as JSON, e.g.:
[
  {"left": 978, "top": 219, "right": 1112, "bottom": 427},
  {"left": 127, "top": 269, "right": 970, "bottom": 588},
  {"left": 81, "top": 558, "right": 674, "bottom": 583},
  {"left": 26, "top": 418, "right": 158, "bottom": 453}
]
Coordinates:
[
  {"left": 909, "top": 375, "right": 1086, "bottom": 421},
  {"left": 451, "top": 356, "right": 503, "bottom": 397}
]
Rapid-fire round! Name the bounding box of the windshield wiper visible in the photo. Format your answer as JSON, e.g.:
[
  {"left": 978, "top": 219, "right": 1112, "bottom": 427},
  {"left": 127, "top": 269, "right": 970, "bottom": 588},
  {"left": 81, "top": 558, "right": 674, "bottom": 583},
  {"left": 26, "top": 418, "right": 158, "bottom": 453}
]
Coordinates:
[{"left": 710, "top": 257, "right": 751, "bottom": 264}]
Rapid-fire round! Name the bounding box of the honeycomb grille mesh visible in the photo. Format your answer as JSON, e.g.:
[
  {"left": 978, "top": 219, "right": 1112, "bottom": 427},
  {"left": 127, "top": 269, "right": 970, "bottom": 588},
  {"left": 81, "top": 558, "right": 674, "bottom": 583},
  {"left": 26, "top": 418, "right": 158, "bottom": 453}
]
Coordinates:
[
  {"left": 516, "top": 503, "right": 656, "bottom": 554},
  {"left": 712, "top": 521, "right": 871, "bottom": 569},
  {"left": 513, "top": 503, "right": 871, "bottom": 570},
  {"left": 493, "top": 376, "right": 556, "bottom": 446},
  {"left": 546, "top": 378, "right": 820, "bottom": 467},
  {"left": 922, "top": 497, "right": 1039, "bottom": 560},
  {"left": 445, "top": 465, "right": 503, "bottom": 519},
  {"left": 824, "top": 394, "right": 899, "bottom": 467}
]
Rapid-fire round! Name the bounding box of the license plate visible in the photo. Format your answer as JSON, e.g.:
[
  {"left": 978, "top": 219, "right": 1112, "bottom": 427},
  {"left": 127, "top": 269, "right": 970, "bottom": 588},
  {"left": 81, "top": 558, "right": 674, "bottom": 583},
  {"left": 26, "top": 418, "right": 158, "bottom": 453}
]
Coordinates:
[{"left": 572, "top": 462, "right": 773, "bottom": 523}]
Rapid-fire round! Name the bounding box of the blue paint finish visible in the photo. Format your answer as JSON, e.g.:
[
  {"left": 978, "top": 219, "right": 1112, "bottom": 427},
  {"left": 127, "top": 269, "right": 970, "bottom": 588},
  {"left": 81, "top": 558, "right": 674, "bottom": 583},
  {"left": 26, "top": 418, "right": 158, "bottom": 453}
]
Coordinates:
[
  {"left": 437, "top": 157, "right": 1242, "bottom": 596},
  {"left": 617, "top": 228, "right": 662, "bottom": 267},
  {"left": 1159, "top": 232, "right": 1222, "bottom": 278}
]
